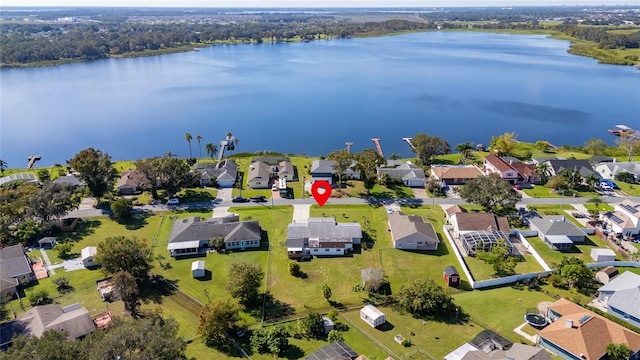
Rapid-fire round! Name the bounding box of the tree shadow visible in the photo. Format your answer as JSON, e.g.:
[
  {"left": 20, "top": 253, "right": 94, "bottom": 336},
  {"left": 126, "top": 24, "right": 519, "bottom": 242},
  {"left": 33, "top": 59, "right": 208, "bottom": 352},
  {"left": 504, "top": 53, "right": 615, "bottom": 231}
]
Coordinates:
[
  {"left": 53, "top": 219, "right": 100, "bottom": 243},
  {"left": 203, "top": 337, "right": 243, "bottom": 357},
  {"left": 119, "top": 211, "right": 150, "bottom": 230},
  {"left": 138, "top": 275, "right": 177, "bottom": 305},
  {"left": 281, "top": 344, "right": 305, "bottom": 360},
  {"left": 262, "top": 292, "right": 295, "bottom": 321}
]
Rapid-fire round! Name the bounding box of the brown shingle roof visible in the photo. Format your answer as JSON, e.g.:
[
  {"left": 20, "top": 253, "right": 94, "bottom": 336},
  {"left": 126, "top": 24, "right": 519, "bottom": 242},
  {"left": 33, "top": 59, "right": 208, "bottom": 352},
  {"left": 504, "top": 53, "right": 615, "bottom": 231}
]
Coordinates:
[
  {"left": 431, "top": 165, "right": 484, "bottom": 180},
  {"left": 484, "top": 155, "right": 513, "bottom": 173},
  {"left": 453, "top": 213, "right": 510, "bottom": 233},
  {"left": 388, "top": 211, "right": 438, "bottom": 244},
  {"left": 539, "top": 299, "right": 640, "bottom": 360}
]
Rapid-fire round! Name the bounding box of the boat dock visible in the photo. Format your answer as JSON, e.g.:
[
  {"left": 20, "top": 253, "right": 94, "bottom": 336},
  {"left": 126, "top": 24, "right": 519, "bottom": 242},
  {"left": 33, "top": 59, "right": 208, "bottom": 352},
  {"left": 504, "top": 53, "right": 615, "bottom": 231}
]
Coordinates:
[
  {"left": 371, "top": 138, "right": 384, "bottom": 158},
  {"left": 609, "top": 124, "right": 640, "bottom": 140},
  {"left": 27, "top": 155, "right": 41, "bottom": 169}
]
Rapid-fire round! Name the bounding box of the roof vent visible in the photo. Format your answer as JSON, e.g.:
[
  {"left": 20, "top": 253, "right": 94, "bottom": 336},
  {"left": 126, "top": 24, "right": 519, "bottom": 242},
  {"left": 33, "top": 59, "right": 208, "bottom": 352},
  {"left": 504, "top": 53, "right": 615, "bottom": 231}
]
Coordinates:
[{"left": 565, "top": 319, "right": 574, "bottom": 328}]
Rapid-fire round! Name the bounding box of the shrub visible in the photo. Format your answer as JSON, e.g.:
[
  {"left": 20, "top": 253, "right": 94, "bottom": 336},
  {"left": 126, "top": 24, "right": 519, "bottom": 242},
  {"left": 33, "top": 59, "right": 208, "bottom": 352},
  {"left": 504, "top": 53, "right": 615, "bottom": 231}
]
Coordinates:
[
  {"left": 52, "top": 276, "right": 73, "bottom": 294},
  {"left": 402, "top": 339, "right": 411, "bottom": 347},
  {"left": 28, "top": 290, "right": 52, "bottom": 306},
  {"left": 111, "top": 198, "right": 133, "bottom": 221},
  {"left": 288, "top": 262, "right": 301, "bottom": 277},
  {"left": 55, "top": 243, "right": 73, "bottom": 259},
  {"left": 327, "top": 330, "right": 344, "bottom": 342}
]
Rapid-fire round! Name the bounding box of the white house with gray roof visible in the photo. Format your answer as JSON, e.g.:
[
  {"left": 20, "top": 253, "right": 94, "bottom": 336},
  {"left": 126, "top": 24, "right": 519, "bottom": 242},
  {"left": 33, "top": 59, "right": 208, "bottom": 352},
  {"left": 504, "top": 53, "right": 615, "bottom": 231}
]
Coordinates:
[
  {"left": 598, "top": 271, "right": 640, "bottom": 328},
  {"left": 601, "top": 200, "right": 640, "bottom": 237},
  {"left": 167, "top": 216, "right": 261, "bottom": 257},
  {"left": 376, "top": 162, "right": 426, "bottom": 187},
  {"left": 528, "top": 216, "right": 586, "bottom": 251},
  {"left": 310, "top": 160, "right": 360, "bottom": 185},
  {"left": 0, "top": 245, "right": 32, "bottom": 297},
  {"left": 286, "top": 217, "right": 362, "bottom": 258},
  {"left": 388, "top": 211, "right": 438, "bottom": 250},
  {"left": 192, "top": 160, "right": 238, "bottom": 188},
  {"left": 595, "top": 161, "right": 640, "bottom": 181}
]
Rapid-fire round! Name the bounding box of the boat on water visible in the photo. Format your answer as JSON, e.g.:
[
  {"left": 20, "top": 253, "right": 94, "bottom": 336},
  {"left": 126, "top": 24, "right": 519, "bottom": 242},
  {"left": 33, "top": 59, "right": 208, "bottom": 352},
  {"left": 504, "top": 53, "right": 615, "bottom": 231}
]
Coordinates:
[{"left": 609, "top": 124, "right": 640, "bottom": 139}]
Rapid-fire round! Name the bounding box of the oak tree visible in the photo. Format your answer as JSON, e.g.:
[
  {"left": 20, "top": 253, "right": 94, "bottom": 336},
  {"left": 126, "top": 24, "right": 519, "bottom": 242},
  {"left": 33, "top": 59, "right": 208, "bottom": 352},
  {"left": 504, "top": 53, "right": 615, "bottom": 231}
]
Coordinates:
[
  {"left": 411, "top": 133, "right": 451, "bottom": 165},
  {"left": 459, "top": 173, "right": 521, "bottom": 213},
  {"left": 226, "top": 261, "right": 264, "bottom": 305},
  {"left": 94, "top": 236, "right": 152, "bottom": 279},
  {"left": 67, "top": 148, "right": 116, "bottom": 202},
  {"left": 197, "top": 298, "right": 242, "bottom": 344}
]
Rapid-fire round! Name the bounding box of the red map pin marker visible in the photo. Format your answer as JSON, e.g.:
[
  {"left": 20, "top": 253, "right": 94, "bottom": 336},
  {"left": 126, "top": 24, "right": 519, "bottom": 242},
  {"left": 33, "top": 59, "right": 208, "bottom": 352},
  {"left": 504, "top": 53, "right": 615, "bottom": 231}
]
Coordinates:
[{"left": 311, "top": 180, "right": 332, "bottom": 207}]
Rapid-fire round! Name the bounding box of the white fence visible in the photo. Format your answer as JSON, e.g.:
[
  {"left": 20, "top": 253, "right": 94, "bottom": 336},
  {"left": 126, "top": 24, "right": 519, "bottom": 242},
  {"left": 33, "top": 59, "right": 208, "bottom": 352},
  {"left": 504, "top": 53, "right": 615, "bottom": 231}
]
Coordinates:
[
  {"left": 473, "top": 271, "right": 555, "bottom": 289},
  {"left": 516, "top": 231, "right": 552, "bottom": 271},
  {"left": 586, "top": 261, "right": 640, "bottom": 269}
]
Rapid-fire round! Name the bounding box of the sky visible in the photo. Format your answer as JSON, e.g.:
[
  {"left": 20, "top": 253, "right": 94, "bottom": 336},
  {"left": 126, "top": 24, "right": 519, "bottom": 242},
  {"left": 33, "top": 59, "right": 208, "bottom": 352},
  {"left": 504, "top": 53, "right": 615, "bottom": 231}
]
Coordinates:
[{"left": 0, "top": 0, "right": 633, "bottom": 7}]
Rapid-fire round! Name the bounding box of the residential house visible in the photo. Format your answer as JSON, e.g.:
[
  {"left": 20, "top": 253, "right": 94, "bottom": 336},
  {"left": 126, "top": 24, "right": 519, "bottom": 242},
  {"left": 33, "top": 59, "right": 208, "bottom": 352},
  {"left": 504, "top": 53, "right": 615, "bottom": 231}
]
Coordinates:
[
  {"left": 601, "top": 200, "right": 640, "bottom": 237},
  {"left": 252, "top": 156, "right": 295, "bottom": 181},
  {"left": 445, "top": 205, "right": 467, "bottom": 223},
  {"left": 388, "top": 211, "right": 439, "bottom": 250},
  {"left": 594, "top": 161, "right": 640, "bottom": 182},
  {"left": 538, "top": 298, "right": 640, "bottom": 360},
  {"left": 360, "top": 305, "right": 386, "bottom": 328},
  {"left": 310, "top": 160, "right": 360, "bottom": 185},
  {"left": 192, "top": 160, "right": 238, "bottom": 188},
  {"left": 247, "top": 161, "right": 272, "bottom": 189},
  {"left": 322, "top": 317, "right": 334, "bottom": 335},
  {"left": 0, "top": 303, "right": 96, "bottom": 349},
  {"left": 430, "top": 165, "right": 484, "bottom": 185},
  {"left": 376, "top": 162, "right": 426, "bottom": 187},
  {"left": 81, "top": 246, "right": 97, "bottom": 268},
  {"left": 116, "top": 170, "right": 144, "bottom": 195},
  {"left": 52, "top": 174, "right": 84, "bottom": 187},
  {"left": 449, "top": 212, "right": 512, "bottom": 256},
  {"left": 597, "top": 271, "right": 640, "bottom": 328},
  {"left": 0, "top": 245, "right": 33, "bottom": 297},
  {"left": 286, "top": 217, "right": 362, "bottom": 258},
  {"left": 483, "top": 155, "right": 536, "bottom": 184},
  {"left": 167, "top": 216, "right": 261, "bottom": 257},
  {"left": 445, "top": 342, "right": 551, "bottom": 360},
  {"left": 483, "top": 155, "right": 520, "bottom": 184},
  {"left": 544, "top": 159, "right": 596, "bottom": 178},
  {"left": 528, "top": 216, "right": 587, "bottom": 251}
]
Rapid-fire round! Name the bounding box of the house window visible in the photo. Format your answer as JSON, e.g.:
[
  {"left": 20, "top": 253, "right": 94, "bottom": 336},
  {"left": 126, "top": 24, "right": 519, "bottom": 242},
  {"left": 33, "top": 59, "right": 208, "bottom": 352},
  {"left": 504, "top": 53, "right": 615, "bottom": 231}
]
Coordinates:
[
  {"left": 314, "top": 249, "right": 319, "bottom": 252},
  {"left": 325, "top": 249, "right": 330, "bottom": 252}
]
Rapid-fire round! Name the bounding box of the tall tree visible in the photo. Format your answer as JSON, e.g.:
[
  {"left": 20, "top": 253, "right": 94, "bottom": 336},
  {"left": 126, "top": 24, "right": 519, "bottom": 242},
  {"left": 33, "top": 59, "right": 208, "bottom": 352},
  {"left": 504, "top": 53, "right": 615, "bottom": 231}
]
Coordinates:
[
  {"left": 93, "top": 236, "right": 153, "bottom": 279},
  {"left": 321, "top": 283, "right": 332, "bottom": 302},
  {"left": 459, "top": 173, "right": 522, "bottom": 213},
  {"left": 584, "top": 138, "right": 608, "bottom": 155},
  {"left": 395, "top": 277, "right": 455, "bottom": 318},
  {"left": 205, "top": 142, "right": 218, "bottom": 160},
  {"left": 136, "top": 156, "right": 191, "bottom": 197},
  {"left": 489, "top": 132, "right": 517, "bottom": 156},
  {"left": 327, "top": 149, "right": 353, "bottom": 190},
  {"left": 112, "top": 270, "right": 139, "bottom": 315},
  {"left": 0, "top": 159, "right": 6, "bottom": 176},
  {"left": 411, "top": 133, "right": 451, "bottom": 165},
  {"left": 616, "top": 131, "right": 640, "bottom": 162},
  {"left": 296, "top": 312, "right": 325, "bottom": 339},
  {"left": 226, "top": 261, "right": 264, "bottom": 306},
  {"left": 556, "top": 256, "right": 593, "bottom": 290},
  {"left": 29, "top": 182, "right": 79, "bottom": 222},
  {"left": 534, "top": 162, "right": 552, "bottom": 184},
  {"left": 476, "top": 239, "right": 517, "bottom": 277},
  {"left": 355, "top": 148, "right": 385, "bottom": 195},
  {"left": 185, "top": 133, "right": 193, "bottom": 159},
  {"left": 67, "top": 148, "right": 116, "bottom": 202},
  {"left": 197, "top": 298, "right": 242, "bottom": 345},
  {"left": 561, "top": 168, "right": 583, "bottom": 190},
  {"left": 196, "top": 135, "right": 202, "bottom": 159},
  {"left": 250, "top": 325, "right": 289, "bottom": 356},
  {"left": 606, "top": 343, "right": 633, "bottom": 360},
  {"left": 455, "top": 142, "right": 474, "bottom": 164}
]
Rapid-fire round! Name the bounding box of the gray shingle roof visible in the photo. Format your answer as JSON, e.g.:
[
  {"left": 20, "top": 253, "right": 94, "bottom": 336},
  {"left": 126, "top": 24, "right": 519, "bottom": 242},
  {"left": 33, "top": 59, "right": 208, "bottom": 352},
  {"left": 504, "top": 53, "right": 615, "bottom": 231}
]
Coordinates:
[
  {"left": 0, "top": 245, "right": 31, "bottom": 279},
  {"left": 194, "top": 160, "right": 238, "bottom": 182},
  {"left": 247, "top": 161, "right": 271, "bottom": 183},
  {"left": 388, "top": 211, "right": 438, "bottom": 243},
  {"left": 598, "top": 271, "right": 640, "bottom": 292},
  {"left": 287, "top": 218, "right": 362, "bottom": 247},
  {"left": 52, "top": 175, "right": 84, "bottom": 186},
  {"left": 3, "top": 304, "right": 96, "bottom": 342},
  {"left": 311, "top": 160, "right": 335, "bottom": 174},
  {"left": 169, "top": 216, "right": 261, "bottom": 244},
  {"left": 529, "top": 216, "right": 586, "bottom": 237},
  {"left": 377, "top": 163, "right": 426, "bottom": 181},
  {"left": 545, "top": 159, "right": 595, "bottom": 177},
  {"left": 607, "top": 286, "right": 640, "bottom": 320}
]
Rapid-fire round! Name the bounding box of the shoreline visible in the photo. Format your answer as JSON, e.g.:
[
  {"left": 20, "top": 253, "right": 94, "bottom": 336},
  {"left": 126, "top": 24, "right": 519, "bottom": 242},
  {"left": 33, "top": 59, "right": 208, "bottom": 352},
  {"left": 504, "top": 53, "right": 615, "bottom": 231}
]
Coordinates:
[{"left": 2, "top": 28, "right": 639, "bottom": 69}]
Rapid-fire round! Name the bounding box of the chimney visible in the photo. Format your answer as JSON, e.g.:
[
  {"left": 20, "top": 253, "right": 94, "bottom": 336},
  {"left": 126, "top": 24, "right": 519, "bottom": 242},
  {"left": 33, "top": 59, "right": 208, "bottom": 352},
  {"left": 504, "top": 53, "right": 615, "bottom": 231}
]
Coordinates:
[{"left": 565, "top": 319, "right": 574, "bottom": 328}]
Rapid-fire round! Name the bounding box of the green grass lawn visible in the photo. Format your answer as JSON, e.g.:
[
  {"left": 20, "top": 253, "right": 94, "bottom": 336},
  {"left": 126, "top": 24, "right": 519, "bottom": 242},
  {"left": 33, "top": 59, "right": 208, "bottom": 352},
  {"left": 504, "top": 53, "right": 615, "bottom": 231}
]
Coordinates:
[
  {"left": 616, "top": 182, "right": 640, "bottom": 196},
  {"left": 463, "top": 253, "right": 544, "bottom": 281},
  {"left": 337, "top": 180, "right": 414, "bottom": 199},
  {"left": 523, "top": 233, "right": 619, "bottom": 268}
]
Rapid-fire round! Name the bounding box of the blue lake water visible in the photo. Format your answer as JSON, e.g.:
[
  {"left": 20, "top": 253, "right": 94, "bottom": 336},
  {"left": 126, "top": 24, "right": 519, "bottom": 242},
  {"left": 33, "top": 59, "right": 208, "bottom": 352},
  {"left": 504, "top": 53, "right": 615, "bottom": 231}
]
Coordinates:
[{"left": 1, "top": 31, "right": 639, "bottom": 167}]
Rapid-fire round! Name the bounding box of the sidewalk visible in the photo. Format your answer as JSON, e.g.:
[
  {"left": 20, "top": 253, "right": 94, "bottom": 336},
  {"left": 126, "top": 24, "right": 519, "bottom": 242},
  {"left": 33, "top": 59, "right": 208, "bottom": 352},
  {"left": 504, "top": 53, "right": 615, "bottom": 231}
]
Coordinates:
[{"left": 39, "top": 248, "right": 56, "bottom": 276}]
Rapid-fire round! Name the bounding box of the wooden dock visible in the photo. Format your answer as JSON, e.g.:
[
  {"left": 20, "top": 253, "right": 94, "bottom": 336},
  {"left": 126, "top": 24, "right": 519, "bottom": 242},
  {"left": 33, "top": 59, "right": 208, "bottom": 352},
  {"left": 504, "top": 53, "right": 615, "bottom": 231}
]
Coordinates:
[
  {"left": 27, "top": 155, "right": 41, "bottom": 169},
  {"left": 371, "top": 138, "right": 384, "bottom": 158}
]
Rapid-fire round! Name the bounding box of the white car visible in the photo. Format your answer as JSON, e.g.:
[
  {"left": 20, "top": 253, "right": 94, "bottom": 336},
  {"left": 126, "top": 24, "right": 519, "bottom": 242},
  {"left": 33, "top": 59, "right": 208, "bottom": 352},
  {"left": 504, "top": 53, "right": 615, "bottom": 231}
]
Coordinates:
[
  {"left": 167, "top": 198, "right": 179, "bottom": 205},
  {"left": 600, "top": 184, "right": 613, "bottom": 191}
]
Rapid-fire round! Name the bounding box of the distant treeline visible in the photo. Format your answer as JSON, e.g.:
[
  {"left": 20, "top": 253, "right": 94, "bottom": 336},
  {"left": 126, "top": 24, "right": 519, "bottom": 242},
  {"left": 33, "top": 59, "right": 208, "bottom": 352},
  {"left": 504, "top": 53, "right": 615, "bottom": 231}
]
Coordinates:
[
  {"left": 0, "top": 19, "right": 430, "bottom": 65},
  {"left": 1, "top": 7, "right": 639, "bottom": 66}
]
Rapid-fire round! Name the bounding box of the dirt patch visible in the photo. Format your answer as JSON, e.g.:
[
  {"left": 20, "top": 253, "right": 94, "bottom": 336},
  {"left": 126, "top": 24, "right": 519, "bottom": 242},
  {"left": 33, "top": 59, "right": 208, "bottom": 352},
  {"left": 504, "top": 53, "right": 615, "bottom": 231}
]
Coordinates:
[{"left": 31, "top": 259, "right": 48, "bottom": 280}]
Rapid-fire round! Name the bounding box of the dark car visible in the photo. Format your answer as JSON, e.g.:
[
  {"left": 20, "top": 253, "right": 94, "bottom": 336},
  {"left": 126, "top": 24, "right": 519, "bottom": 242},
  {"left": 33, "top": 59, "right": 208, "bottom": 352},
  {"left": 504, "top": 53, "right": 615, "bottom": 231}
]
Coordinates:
[
  {"left": 231, "top": 196, "right": 249, "bottom": 203},
  {"left": 250, "top": 195, "right": 267, "bottom": 202}
]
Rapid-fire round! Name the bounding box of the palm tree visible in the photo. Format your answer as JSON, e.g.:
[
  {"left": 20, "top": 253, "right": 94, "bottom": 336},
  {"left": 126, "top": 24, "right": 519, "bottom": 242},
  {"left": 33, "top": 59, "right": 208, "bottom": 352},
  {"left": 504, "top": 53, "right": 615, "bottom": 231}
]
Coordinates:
[
  {"left": 0, "top": 159, "right": 6, "bottom": 176},
  {"left": 185, "top": 133, "right": 193, "bottom": 159},
  {"left": 587, "top": 196, "right": 604, "bottom": 220},
  {"left": 455, "top": 142, "right": 474, "bottom": 164},
  {"left": 196, "top": 135, "right": 202, "bottom": 159},
  {"left": 534, "top": 162, "right": 551, "bottom": 184},
  {"left": 205, "top": 142, "right": 218, "bottom": 160}
]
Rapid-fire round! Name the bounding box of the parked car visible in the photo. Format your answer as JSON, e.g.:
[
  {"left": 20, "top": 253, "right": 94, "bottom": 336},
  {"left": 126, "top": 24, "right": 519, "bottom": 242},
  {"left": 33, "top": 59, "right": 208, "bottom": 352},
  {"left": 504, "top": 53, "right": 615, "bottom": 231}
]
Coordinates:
[
  {"left": 167, "top": 198, "right": 179, "bottom": 205},
  {"left": 514, "top": 184, "right": 522, "bottom": 190},
  {"left": 271, "top": 184, "right": 278, "bottom": 191},
  {"left": 600, "top": 184, "right": 613, "bottom": 191},
  {"left": 250, "top": 195, "right": 267, "bottom": 202},
  {"left": 232, "top": 196, "right": 249, "bottom": 203}
]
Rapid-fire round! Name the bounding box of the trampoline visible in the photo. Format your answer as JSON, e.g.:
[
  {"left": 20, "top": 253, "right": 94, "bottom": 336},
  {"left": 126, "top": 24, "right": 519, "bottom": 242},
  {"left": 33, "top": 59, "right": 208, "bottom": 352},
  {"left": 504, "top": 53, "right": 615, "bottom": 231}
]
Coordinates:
[{"left": 524, "top": 313, "right": 548, "bottom": 327}]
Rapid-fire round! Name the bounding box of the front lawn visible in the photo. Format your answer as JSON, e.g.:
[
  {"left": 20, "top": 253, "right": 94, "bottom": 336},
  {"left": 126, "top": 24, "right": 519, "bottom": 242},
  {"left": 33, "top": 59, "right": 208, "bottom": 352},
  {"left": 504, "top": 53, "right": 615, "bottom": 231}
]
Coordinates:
[{"left": 336, "top": 180, "right": 415, "bottom": 199}]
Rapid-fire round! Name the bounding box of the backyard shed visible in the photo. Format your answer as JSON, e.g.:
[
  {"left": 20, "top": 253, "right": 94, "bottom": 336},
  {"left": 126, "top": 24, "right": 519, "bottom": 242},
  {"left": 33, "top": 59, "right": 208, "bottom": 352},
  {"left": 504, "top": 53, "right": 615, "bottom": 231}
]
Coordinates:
[
  {"left": 81, "top": 247, "right": 97, "bottom": 268},
  {"left": 596, "top": 266, "right": 619, "bottom": 284},
  {"left": 191, "top": 261, "right": 205, "bottom": 278},
  {"left": 38, "top": 237, "right": 56, "bottom": 248},
  {"left": 360, "top": 305, "right": 386, "bottom": 328},
  {"left": 322, "top": 316, "right": 334, "bottom": 335},
  {"left": 443, "top": 265, "right": 461, "bottom": 287},
  {"left": 590, "top": 248, "right": 616, "bottom": 262}
]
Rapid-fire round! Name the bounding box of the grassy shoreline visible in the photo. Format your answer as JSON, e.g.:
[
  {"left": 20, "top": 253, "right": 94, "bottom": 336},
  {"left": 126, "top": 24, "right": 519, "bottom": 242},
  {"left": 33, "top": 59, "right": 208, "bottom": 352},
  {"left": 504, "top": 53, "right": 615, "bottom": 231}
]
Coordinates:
[{"left": 5, "top": 27, "right": 639, "bottom": 69}]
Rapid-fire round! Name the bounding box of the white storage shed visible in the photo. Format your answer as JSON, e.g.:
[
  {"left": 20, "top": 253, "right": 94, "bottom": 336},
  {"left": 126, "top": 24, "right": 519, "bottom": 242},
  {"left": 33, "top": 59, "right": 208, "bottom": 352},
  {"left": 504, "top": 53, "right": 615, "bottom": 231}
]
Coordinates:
[
  {"left": 81, "top": 246, "right": 97, "bottom": 268},
  {"left": 590, "top": 248, "right": 616, "bottom": 262},
  {"left": 191, "top": 260, "right": 205, "bottom": 278},
  {"left": 360, "top": 305, "right": 386, "bottom": 328}
]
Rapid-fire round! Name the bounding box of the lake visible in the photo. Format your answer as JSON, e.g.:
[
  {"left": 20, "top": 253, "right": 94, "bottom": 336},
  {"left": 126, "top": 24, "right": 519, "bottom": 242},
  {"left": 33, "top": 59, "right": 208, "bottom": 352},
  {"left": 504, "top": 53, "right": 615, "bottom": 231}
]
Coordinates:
[{"left": 1, "top": 31, "right": 639, "bottom": 167}]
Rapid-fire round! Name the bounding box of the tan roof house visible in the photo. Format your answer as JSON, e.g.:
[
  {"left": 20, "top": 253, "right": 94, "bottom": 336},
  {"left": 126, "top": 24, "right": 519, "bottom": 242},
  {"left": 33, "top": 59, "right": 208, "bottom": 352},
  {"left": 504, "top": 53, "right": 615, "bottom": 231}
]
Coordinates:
[
  {"left": 430, "top": 165, "right": 484, "bottom": 185},
  {"left": 388, "top": 211, "right": 438, "bottom": 250},
  {"left": 538, "top": 298, "right": 640, "bottom": 360},
  {"left": 116, "top": 170, "right": 144, "bottom": 195}
]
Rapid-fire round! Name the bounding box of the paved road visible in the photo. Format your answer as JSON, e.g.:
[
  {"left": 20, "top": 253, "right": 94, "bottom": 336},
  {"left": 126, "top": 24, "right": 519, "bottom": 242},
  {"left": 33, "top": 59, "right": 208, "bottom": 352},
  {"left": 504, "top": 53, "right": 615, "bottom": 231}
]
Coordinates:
[{"left": 64, "top": 194, "right": 640, "bottom": 219}]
